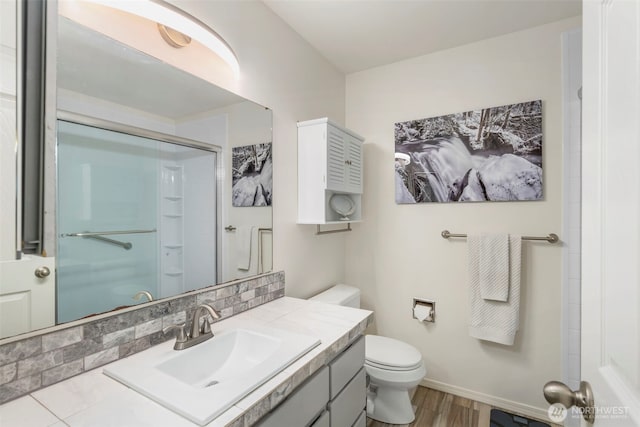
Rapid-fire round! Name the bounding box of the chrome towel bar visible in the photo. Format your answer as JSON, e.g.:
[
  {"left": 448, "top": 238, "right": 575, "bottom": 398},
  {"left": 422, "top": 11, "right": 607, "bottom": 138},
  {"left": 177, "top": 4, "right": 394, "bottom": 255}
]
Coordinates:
[
  {"left": 316, "top": 223, "right": 351, "bottom": 235},
  {"left": 225, "top": 226, "right": 273, "bottom": 232},
  {"left": 441, "top": 230, "right": 559, "bottom": 244}
]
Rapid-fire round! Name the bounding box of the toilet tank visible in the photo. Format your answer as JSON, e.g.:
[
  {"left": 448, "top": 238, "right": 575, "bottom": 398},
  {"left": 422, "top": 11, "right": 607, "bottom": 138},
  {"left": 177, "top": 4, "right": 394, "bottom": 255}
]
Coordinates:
[{"left": 309, "top": 284, "right": 360, "bottom": 308}]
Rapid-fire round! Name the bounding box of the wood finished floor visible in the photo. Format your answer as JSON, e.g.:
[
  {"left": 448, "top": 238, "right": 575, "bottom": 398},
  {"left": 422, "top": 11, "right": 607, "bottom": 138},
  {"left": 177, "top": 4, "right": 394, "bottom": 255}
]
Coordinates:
[{"left": 366, "top": 386, "right": 559, "bottom": 427}]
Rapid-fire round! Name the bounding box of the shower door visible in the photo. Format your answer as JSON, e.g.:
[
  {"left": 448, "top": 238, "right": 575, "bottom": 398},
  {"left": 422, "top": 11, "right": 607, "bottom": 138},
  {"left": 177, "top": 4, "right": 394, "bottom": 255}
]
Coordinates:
[{"left": 56, "top": 120, "right": 217, "bottom": 323}]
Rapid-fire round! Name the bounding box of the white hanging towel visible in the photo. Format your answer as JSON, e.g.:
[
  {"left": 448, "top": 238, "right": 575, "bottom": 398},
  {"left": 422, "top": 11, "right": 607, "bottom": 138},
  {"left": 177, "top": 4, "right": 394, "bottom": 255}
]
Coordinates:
[
  {"left": 478, "top": 233, "right": 510, "bottom": 301},
  {"left": 236, "top": 226, "right": 255, "bottom": 271},
  {"left": 468, "top": 234, "right": 521, "bottom": 345}
]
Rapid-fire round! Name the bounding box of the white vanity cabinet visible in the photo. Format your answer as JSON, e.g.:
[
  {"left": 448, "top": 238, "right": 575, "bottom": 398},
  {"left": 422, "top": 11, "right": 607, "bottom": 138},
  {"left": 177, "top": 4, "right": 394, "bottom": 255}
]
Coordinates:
[
  {"left": 297, "top": 118, "right": 364, "bottom": 224},
  {"left": 257, "top": 367, "right": 330, "bottom": 427},
  {"left": 257, "top": 336, "right": 366, "bottom": 427},
  {"left": 327, "top": 336, "right": 366, "bottom": 427}
]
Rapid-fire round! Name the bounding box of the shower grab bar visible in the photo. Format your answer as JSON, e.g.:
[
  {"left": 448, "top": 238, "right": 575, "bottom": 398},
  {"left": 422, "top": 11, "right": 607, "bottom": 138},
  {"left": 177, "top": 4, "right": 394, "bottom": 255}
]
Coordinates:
[
  {"left": 61, "top": 229, "right": 157, "bottom": 237},
  {"left": 441, "top": 230, "right": 559, "bottom": 244},
  {"left": 84, "top": 235, "right": 133, "bottom": 250}
]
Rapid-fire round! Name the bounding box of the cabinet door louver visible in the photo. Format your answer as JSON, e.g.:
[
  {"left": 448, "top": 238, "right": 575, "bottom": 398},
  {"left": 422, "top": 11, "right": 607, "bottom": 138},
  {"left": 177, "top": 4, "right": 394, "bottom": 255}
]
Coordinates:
[
  {"left": 327, "top": 129, "right": 346, "bottom": 191},
  {"left": 346, "top": 139, "right": 362, "bottom": 192}
]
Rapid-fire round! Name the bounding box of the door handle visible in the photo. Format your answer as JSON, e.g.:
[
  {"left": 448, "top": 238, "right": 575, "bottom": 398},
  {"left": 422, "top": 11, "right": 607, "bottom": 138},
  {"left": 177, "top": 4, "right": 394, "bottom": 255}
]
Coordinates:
[
  {"left": 543, "top": 380, "right": 595, "bottom": 423},
  {"left": 34, "top": 266, "right": 50, "bottom": 278}
]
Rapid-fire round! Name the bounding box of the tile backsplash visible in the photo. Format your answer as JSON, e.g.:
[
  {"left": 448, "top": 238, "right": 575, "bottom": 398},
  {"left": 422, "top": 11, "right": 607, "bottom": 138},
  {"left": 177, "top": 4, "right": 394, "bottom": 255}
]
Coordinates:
[{"left": 0, "top": 271, "right": 285, "bottom": 405}]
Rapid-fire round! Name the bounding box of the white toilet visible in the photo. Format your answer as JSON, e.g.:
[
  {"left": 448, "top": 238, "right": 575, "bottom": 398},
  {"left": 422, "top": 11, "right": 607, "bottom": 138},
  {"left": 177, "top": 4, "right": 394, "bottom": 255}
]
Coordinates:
[{"left": 309, "top": 284, "right": 427, "bottom": 424}]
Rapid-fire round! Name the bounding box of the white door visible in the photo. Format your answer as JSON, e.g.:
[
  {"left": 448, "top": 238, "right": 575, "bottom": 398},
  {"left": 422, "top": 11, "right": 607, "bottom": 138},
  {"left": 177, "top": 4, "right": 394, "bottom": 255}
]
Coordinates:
[
  {"left": 581, "top": 0, "right": 640, "bottom": 425},
  {"left": 326, "top": 125, "right": 347, "bottom": 192},
  {"left": 345, "top": 136, "right": 363, "bottom": 194},
  {"left": 0, "top": 256, "right": 55, "bottom": 339}
]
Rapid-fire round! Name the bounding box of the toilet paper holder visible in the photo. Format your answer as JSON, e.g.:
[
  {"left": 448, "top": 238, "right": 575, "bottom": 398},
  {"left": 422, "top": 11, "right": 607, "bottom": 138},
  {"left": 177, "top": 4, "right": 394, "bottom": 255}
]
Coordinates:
[{"left": 412, "top": 298, "right": 435, "bottom": 323}]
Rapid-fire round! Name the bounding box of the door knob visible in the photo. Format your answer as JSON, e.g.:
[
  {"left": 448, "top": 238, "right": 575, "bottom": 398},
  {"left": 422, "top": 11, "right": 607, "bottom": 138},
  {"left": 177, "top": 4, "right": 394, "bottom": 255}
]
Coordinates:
[
  {"left": 34, "top": 266, "right": 50, "bottom": 278},
  {"left": 543, "top": 380, "right": 595, "bottom": 423}
]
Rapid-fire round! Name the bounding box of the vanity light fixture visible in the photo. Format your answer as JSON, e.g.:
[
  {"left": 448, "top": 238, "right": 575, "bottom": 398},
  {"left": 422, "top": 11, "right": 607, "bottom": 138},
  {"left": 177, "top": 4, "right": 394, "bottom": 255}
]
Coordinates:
[
  {"left": 81, "top": 0, "right": 240, "bottom": 75},
  {"left": 157, "top": 24, "right": 191, "bottom": 48}
]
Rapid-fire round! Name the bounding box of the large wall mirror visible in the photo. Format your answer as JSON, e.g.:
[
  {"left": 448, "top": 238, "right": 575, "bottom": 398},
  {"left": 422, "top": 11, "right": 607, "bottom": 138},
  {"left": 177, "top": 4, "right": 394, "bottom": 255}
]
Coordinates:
[{"left": 0, "top": 1, "right": 273, "bottom": 340}]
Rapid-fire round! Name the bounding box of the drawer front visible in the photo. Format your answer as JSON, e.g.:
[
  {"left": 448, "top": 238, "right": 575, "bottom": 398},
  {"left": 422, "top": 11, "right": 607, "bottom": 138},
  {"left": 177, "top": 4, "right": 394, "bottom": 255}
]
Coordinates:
[
  {"left": 329, "top": 335, "right": 365, "bottom": 398},
  {"left": 310, "top": 410, "right": 330, "bottom": 427},
  {"left": 352, "top": 410, "right": 366, "bottom": 427},
  {"left": 258, "top": 366, "right": 329, "bottom": 427},
  {"left": 328, "top": 368, "right": 366, "bottom": 427}
]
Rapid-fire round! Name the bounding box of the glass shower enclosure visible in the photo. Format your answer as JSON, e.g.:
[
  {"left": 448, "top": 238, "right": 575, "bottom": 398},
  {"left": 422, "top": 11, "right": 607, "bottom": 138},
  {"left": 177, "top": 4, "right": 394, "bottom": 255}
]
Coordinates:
[{"left": 56, "top": 120, "right": 217, "bottom": 322}]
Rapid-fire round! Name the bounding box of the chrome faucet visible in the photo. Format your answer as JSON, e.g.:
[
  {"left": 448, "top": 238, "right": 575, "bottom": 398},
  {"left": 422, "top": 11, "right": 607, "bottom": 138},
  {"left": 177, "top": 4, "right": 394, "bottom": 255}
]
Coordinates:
[
  {"left": 132, "top": 290, "right": 154, "bottom": 303},
  {"left": 163, "top": 304, "right": 222, "bottom": 350}
]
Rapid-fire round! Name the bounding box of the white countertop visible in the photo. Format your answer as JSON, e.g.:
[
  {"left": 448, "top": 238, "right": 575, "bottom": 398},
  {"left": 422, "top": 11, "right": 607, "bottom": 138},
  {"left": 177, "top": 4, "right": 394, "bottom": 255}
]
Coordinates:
[{"left": 0, "top": 297, "right": 373, "bottom": 427}]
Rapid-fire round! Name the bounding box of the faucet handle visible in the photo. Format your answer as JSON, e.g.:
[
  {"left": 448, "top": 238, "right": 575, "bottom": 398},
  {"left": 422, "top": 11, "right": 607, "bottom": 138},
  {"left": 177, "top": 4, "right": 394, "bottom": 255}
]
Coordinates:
[
  {"left": 163, "top": 323, "right": 188, "bottom": 343},
  {"left": 201, "top": 319, "right": 212, "bottom": 334},
  {"left": 198, "top": 305, "right": 222, "bottom": 335}
]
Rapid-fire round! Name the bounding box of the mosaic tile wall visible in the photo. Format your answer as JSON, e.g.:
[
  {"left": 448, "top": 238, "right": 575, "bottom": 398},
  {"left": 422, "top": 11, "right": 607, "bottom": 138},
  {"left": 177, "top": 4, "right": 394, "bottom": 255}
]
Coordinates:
[{"left": 0, "top": 271, "right": 285, "bottom": 404}]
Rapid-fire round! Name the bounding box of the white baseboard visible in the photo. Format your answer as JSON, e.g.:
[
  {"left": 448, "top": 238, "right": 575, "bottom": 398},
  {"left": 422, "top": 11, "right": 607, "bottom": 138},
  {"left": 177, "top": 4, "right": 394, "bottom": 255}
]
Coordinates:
[{"left": 420, "top": 378, "right": 551, "bottom": 423}]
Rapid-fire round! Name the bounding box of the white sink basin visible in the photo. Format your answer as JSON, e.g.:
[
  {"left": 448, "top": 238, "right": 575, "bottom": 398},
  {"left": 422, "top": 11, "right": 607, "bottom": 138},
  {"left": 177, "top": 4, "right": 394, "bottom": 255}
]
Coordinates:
[{"left": 104, "top": 326, "right": 320, "bottom": 425}]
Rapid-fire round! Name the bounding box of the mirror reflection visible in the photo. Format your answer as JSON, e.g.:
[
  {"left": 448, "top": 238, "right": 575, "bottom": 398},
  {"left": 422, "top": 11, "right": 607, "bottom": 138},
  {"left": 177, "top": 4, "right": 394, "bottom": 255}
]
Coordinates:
[
  {"left": 50, "top": 15, "right": 272, "bottom": 325},
  {"left": 56, "top": 121, "right": 219, "bottom": 322}
]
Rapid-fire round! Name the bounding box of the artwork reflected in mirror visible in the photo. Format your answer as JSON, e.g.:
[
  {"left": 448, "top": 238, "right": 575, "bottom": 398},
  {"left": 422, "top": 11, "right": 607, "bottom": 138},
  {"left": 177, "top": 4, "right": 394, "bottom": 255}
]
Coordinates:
[
  {"left": 232, "top": 142, "right": 273, "bottom": 207},
  {"left": 0, "top": 9, "right": 273, "bottom": 340}
]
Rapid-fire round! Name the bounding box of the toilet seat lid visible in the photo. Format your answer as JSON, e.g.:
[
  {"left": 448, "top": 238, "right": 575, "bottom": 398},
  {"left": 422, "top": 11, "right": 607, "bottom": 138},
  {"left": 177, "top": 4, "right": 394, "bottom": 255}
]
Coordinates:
[{"left": 365, "top": 335, "right": 422, "bottom": 370}]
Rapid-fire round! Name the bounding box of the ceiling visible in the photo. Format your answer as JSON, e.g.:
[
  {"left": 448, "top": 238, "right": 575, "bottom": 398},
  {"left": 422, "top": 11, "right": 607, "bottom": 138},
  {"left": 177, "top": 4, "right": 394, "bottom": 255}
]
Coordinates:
[
  {"left": 57, "top": 17, "right": 244, "bottom": 120},
  {"left": 263, "top": 0, "right": 582, "bottom": 74}
]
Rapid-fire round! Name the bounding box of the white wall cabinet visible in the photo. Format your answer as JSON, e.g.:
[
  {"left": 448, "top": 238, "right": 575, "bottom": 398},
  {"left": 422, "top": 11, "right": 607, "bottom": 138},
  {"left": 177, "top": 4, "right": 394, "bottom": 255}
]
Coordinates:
[{"left": 297, "top": 118, "right": 364, "bottom": 224}]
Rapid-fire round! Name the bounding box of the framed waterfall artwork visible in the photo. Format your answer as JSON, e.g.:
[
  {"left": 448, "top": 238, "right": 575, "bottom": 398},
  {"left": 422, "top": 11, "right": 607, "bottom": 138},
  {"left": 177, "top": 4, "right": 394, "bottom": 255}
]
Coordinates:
[
  {"left": 232, "top": 142, "right": 273, "bottom": 207},
  {"left": 394, "top": 100, "right": 543, "bottom": 203}
]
